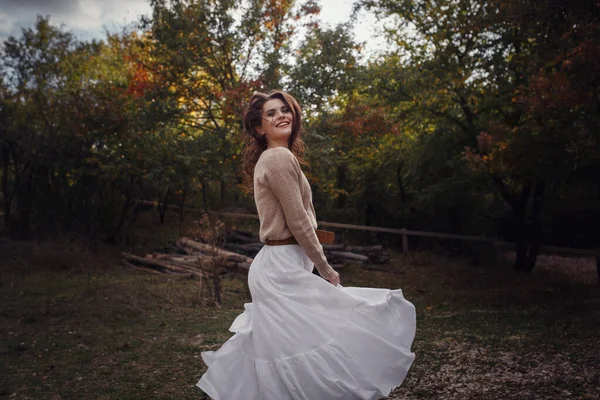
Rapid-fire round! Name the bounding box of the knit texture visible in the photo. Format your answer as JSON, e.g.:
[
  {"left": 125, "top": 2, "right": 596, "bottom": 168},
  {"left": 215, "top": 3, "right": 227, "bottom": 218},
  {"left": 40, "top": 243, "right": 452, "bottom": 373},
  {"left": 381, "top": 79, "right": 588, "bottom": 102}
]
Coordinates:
[{"left": 253, "top": 146, "right": 330, "bottom": 271}]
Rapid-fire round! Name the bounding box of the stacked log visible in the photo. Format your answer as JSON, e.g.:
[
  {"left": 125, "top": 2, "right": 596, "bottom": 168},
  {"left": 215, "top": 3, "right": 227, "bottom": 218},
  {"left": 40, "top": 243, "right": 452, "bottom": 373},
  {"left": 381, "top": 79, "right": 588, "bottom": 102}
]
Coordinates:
[{"left": 122, "top": 237, "right": 252, "bottom": 277}]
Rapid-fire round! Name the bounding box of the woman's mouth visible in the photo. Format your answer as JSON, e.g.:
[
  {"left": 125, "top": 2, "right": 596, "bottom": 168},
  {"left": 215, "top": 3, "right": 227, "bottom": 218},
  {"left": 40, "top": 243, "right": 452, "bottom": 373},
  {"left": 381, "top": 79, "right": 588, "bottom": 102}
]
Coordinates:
[{"left": 276, "top": 121, "right": 290, "bottom": 128}]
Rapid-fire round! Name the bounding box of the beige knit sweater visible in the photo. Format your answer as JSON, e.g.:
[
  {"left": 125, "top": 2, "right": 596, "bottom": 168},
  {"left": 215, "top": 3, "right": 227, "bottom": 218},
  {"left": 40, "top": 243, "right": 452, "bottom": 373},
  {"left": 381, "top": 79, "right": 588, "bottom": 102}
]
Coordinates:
[{"left": 253, "top": 146, "right": 330, "bottom": 272}]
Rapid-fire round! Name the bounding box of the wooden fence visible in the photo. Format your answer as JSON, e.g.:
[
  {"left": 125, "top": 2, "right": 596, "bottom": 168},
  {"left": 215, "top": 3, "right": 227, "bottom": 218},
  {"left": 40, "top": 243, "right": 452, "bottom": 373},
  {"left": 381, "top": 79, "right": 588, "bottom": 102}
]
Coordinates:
[
  {"left": 137, "top": 201, "right": 598, "bottom": 279},
  {"left": 201, "top": 210, "right": 598, "bottom": 259}
]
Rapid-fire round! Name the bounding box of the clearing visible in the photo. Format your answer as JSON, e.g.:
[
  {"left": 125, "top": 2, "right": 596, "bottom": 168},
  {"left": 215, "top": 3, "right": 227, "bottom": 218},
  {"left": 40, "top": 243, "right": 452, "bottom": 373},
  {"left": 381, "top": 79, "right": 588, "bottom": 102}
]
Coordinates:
[{"left": 1, "top": 239, "right": 598, "bottom": 399}]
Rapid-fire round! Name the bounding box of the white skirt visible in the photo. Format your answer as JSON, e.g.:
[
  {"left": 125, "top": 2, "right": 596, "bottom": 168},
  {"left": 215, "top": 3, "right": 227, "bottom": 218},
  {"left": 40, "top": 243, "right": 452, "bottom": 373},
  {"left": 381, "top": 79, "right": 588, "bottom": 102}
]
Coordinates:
[{"left": 197, "top": 244, "right": 416, "bottom": 400}]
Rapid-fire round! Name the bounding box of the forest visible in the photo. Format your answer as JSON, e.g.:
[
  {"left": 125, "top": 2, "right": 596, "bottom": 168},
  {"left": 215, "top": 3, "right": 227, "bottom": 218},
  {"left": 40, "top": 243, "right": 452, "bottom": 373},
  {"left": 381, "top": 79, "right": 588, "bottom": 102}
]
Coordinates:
[{"left": 1, "top": 0, "right": 598, "bottom": 272}]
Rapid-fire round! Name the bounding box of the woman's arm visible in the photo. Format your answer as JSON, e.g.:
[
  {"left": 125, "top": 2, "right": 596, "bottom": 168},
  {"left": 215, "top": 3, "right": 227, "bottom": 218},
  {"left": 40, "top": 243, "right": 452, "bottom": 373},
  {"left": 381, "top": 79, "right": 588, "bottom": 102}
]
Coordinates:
[{"left": 261, "top": 148, "right": 339, "bottom": 285}]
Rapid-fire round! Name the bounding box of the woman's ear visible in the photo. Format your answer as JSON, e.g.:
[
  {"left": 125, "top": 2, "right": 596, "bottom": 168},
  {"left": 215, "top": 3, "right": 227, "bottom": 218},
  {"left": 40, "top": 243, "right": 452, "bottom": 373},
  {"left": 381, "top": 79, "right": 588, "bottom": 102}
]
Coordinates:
[{"left": 256, "top": 126, "right": 264, "bottom": 136}]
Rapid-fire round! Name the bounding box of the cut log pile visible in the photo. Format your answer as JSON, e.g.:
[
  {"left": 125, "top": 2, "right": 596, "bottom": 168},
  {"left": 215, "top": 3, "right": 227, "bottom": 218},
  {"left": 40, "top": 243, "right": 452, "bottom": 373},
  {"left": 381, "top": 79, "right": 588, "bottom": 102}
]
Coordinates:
[
  {"left": 122, "top": 237, "right": 252, "bottom": 278},
  {"left": 122, "top": 230, "right": 391, "bottom": 278}
]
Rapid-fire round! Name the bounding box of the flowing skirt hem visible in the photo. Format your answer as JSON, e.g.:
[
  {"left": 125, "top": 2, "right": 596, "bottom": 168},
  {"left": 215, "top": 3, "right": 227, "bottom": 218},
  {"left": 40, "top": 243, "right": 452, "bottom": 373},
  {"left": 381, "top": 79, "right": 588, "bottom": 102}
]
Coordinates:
[{"left": 197, "top": 288, "right": 416, "bottom": 400}]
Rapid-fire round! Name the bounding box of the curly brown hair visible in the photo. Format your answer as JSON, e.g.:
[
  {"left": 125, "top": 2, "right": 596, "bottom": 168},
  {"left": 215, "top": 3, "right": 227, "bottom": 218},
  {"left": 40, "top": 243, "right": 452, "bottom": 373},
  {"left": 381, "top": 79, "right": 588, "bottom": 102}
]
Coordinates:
[{"left": 241, "top": 90, "right": 309, "bottom": 193}]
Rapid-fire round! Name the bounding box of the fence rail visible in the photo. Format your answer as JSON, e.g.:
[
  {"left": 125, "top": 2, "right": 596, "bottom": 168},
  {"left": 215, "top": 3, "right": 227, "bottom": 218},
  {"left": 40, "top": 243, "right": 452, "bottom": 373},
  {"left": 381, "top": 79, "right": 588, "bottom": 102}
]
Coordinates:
[
  {"left": 202, "top": 210, "right": 598, "bottom": 258},
  {"left": 137, "top": 201, "right": 598, "bottom": 259}
]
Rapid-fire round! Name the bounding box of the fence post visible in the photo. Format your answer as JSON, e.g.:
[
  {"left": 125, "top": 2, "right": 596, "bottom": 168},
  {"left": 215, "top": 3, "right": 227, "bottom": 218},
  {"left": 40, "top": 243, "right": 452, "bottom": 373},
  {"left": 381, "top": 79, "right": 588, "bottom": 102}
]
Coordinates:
[{"left": 401, "top": 228, "right": 409, "bottom": 257}]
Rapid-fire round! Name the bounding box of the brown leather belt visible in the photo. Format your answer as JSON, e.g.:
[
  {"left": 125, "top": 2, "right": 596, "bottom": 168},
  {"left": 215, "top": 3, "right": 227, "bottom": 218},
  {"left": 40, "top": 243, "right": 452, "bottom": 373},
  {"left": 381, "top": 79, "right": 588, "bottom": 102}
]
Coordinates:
[{"left": 265, "top": 229, "right": 335, "bottom": 245}]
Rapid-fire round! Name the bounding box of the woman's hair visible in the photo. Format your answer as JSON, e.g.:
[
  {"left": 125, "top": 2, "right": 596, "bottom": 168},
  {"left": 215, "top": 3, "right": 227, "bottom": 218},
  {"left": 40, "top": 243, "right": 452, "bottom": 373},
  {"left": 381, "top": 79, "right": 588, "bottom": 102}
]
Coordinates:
[{"left": 241, "top": 90, "right": 309, "bottom": 193}]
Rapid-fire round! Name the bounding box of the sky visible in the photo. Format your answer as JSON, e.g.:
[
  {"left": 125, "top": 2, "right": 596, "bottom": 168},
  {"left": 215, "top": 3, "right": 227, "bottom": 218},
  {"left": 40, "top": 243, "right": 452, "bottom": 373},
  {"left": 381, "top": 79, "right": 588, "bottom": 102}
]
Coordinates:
[{"left": 0, "top": 0, "right": 386, "bottom": 54}]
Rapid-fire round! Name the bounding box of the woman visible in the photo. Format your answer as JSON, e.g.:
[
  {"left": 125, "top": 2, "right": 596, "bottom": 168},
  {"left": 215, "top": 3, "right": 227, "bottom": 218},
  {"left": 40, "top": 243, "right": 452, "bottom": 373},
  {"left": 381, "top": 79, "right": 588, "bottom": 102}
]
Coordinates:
[{"left": 197, "top": 90, "right": 416, "bottom": 400}]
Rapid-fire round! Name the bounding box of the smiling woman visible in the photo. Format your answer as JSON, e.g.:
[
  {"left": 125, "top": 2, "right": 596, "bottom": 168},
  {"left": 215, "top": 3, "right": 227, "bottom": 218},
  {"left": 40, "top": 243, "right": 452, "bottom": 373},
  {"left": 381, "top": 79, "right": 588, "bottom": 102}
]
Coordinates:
[
  {"left": 258, "top": 98, "right": 294, "bottom": 149},
  {"left": 195, "top": 90, "right": 417, "bottom": 400},
  {"left": 239, "top": 90, "right": 309, "bottom": 194}
]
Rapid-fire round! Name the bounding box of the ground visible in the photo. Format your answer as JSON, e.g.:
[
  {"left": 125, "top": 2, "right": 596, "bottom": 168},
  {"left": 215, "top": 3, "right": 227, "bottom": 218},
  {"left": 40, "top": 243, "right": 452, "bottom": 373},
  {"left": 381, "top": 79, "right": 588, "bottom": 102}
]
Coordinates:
[{"left": 1, "top": 238, "right": 598, "bottom": 400}]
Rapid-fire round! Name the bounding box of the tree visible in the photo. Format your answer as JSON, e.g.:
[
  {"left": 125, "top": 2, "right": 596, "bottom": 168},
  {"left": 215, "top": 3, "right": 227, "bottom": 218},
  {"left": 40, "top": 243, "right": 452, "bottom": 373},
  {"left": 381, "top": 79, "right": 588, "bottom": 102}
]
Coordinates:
[
  {"left": 358, "top": 0, "right": 600, "bottom": 271},
  {"left": 139, "top": 0, "right": 322, "bottom": 208},
  {"left": 0, "top": 17, "right": 175, "bottom": 240},
  {"left": 286, "top": 23, "right": 361, "bottom": 115}
]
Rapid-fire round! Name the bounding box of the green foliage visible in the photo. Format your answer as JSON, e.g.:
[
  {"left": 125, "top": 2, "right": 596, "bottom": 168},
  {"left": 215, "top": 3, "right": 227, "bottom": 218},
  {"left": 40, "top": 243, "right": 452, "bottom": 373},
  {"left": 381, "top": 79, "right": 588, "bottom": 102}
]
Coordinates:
[
  {"left": 0, "top": 1, "right": 598, "bottom": 270},
  {"left": 286, "top": 23, "right": 361, "bottom": 114},
  {"left": 355, "top": 0, "right": 600, "bottom": 269},
  {"left": 0, "top": 17, "right": 174, "bottom": 239}
]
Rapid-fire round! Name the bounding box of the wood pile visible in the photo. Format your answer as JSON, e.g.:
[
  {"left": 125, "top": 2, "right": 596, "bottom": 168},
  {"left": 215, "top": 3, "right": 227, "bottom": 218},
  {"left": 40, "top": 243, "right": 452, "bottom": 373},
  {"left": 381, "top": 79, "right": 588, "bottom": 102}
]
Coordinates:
[
  {"left": 122, "top": 230, "right": 391, "bottom": 278},
  {"left": 122, "top": 237, "right": 252, "bottom": 278}
]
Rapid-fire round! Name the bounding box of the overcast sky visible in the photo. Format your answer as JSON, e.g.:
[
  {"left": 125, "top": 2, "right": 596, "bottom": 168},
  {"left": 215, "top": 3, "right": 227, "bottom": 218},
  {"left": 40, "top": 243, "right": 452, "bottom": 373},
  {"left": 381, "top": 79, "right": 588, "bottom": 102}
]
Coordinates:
[{"left": 0, "top": 0, "right": 385, "bottom": 54}]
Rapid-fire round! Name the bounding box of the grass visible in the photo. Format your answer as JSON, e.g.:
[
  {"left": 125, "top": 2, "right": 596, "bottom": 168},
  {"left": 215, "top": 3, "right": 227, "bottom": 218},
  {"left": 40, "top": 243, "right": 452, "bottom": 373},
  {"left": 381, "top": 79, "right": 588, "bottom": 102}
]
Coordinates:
[{"left": 0, "top": 236, "right": 599, "bottom": 400}]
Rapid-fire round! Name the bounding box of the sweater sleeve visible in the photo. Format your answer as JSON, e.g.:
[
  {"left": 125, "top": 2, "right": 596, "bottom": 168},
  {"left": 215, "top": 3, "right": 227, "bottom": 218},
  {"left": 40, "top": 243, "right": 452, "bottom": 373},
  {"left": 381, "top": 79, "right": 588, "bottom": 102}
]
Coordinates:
[{"left": 262, "top": 148, "right": 329, "bottom": 270}]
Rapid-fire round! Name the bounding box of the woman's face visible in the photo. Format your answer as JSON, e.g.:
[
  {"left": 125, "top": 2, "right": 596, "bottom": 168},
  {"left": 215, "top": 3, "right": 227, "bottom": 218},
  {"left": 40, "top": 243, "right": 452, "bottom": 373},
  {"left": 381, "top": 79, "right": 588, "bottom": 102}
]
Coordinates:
[{"left": 258, "top": 98, "right": 293, "bottom": 147}]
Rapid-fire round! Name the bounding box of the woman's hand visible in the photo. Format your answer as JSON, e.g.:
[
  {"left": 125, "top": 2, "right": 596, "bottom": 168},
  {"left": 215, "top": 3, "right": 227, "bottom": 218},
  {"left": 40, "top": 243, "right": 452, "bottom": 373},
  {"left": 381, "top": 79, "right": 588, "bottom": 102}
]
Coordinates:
[
  {"left": 326, "top": 270, "right": 341, "bottom": 286},
  {"left": 316, "top": 262, "right": 341, "bottom": 286}
]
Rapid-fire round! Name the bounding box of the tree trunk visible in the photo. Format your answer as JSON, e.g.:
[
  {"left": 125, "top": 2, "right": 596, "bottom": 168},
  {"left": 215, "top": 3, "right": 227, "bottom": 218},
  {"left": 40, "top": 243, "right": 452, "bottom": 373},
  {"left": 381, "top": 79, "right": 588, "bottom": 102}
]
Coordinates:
[
  {"left": 523, "top": 180, "right": 546, "bottom": 272},
  {"left": 15, "top": 166, "right": 34, "bottom": 240},
  {"left": 158, "top": 185, "right": 171, "bottom": 225},
  {"left": 179, "top": 184, "right": 188, "bottom": 223},
  {"left": 335, "top": 165, "right": 347, "bottom": 209},
  {"left": 365, "top": 202, "right": 374, "bottom": 226},
  {"left": 219, "top": 178, "right": 225, "bottom": 210},
  {"left": 513, "top": 180, "right": 533, "bottom": 272},
  {"left": 512, "top": 213, "right": 529, "bottom": 271},
  {"left": 396, "top": 163, "right": 407, "bottom": 204},
  {"left": 491, "top": 176, "right": 545, "bottom": 273},
  {"left": 363, "top": 171, "right": 376, "bottom": 227},
  {"left": 201, "top": 177, "right": 209, "bottom": 213},
  {"left": 110, "top": 195, "right": 136, "bottom": 244}
]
